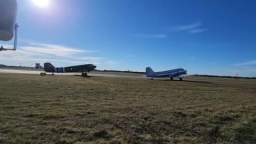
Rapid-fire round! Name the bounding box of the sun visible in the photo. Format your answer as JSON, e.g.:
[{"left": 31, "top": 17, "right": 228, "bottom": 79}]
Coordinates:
[{"left": 31, "top": 0, "right": 50, "bottom": 8}]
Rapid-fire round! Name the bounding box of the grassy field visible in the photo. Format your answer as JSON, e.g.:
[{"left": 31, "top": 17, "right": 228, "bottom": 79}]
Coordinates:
[{"left": 0, "top": 73, "right": 255, "bottom": 144}]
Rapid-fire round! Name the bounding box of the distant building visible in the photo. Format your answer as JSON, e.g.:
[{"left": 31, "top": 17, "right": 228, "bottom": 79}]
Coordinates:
[{"left": 35, "top": 63, "right": 42, "bottom": 69}]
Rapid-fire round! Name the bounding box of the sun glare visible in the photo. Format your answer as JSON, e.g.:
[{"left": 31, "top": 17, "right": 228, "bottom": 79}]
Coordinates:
[{"left": 31, "top": 0, "right": 50, "bottom": 8}]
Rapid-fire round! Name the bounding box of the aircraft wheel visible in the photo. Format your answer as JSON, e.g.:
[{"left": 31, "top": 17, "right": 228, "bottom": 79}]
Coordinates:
[
  {"left": 170, "top": 77, "right": 173, "bottom": 81},
  {"left": 179, "top": 77, "right": 183, "bottom": 81}
]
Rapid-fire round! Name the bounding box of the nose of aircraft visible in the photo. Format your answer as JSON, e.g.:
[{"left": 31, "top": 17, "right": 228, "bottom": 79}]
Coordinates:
[{"left": 91, "top": 64, "right": 97, "bottom": 70}]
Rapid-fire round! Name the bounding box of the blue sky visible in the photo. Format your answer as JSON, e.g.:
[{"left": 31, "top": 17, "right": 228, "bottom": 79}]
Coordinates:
[{"left": 1, "top": 0, "right": 256, "bottom": 76}]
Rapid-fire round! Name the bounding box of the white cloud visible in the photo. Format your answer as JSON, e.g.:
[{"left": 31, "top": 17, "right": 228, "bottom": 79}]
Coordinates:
[
  {"left": 232, "top": 60, "right": 256, "bottom": 77},
  {"left": 235, "top": 60, "right": 256, "bottom": 66},
  {"left": 173, "top": 22, "right": 202, "bottom": 31},
  {"left": 134, "top": 33, "right": 167, "bottom": 39},
  {"left": 171, "top": 21, "right": 208, "bottom": 34},
  {"left": 0, "top": 42, "right": 116, "bottom": 69},
  {"left": 232, "top": 67, "right": 256, "bottom": 77},
  {"left": 189, "top": 28, "right": 208, "bottom": 34}
]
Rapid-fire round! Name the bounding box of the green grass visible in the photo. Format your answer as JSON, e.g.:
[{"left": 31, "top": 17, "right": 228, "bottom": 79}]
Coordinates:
[{"left": 0, "top": 73, "right": 255, "bottom": 144}]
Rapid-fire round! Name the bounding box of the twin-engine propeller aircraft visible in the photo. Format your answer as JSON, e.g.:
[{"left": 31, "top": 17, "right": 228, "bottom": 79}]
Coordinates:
[
  {"left": 146, "top": 67, "right": 187, "bottom": 80},
  {"left": 42, "top": 63, "right": 96, "bottom": 77},
  {"left": 0, "top": 0, "right": 18, "bottom": 51}
]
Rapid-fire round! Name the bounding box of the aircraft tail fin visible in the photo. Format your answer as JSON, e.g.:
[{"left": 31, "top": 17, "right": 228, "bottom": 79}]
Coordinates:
[
  {"left": 44, "top": 63, "right": 55, "bottom": 72},
  {"left": 146, "top": 67, "right": 154, "bottom": 77}
]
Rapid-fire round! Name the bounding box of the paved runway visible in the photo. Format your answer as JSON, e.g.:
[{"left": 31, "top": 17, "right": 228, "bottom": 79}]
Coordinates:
[
  {"left": 0, "top": 69, "right": 145, "bottom": 78},
  {"left": 0, "top": 69, "right": 42, "bottom": 74}
]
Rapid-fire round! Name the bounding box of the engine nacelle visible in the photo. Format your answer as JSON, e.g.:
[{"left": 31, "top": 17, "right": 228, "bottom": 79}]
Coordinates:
[{"left": 0, "top": 0, "right": 17, "bottom": 41}]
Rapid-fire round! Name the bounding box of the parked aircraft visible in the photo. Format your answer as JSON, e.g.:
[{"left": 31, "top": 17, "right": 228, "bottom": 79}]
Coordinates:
[
  {"left": 0, "top": 0, "right": 18, "bottom": 51},
  {"left": 146, "top": 67, "right": 187, "bottom": 80},
  {"left": 42, "top": 63, "right": 96, "bottom": 77}
]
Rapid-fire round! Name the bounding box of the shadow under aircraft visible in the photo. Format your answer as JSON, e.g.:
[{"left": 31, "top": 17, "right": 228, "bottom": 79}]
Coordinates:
[{"left": 42, "top": 63, "right": 96, "bottom": 77}]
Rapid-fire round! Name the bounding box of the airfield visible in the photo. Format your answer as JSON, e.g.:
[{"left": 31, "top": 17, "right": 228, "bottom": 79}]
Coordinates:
[
  {"left": 0, "top": 71, "right": 256, "bottom": 144},
  {"left": 0, "top": 69, "right": 145, "bottom": 78}
]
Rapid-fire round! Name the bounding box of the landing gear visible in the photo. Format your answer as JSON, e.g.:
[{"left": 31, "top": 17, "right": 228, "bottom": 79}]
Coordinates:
[
  {"left": 40, "top": 72, "right": 55, "bottom": 76},
  {"left": 82, "top": 72, "right": 88, "bottom": 77},
  {"left": 179, "top": 77, "right": 183, "bottom": 81},
  {"left": 170, "top": 77, "right": 173, "bottom": 81},
  {"left": 40, "top": 72, "right": 46, "bottom": 76}
]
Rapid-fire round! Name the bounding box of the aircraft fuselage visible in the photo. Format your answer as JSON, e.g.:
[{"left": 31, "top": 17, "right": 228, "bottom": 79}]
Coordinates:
[{"left": 43, "top": 63, "right": 96, "bottom": 76}]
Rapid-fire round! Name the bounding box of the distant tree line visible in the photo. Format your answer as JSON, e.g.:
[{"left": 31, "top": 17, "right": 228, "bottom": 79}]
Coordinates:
[
  {"left": 95, "top": 69, "right": 144, "bottom": 74},
  {"left": 194, "top": 74, "right": 256, "bottom": 79}
]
